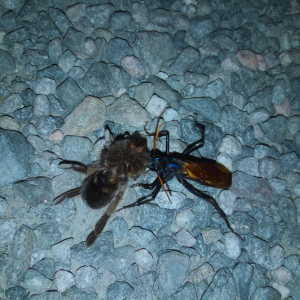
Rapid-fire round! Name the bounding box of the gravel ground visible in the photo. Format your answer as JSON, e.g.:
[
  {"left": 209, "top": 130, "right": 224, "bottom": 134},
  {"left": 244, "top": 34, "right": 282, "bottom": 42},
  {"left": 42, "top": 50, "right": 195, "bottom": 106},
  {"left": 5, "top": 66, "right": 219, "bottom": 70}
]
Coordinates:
[{"left": 0, "top": 0, "right": 300, "bottom": 299}]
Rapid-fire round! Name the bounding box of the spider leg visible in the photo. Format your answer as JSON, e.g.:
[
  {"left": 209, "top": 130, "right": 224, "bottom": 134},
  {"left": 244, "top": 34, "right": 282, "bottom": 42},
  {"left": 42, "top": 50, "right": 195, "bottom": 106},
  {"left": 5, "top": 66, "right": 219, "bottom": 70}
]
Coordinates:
[
  {"left": 53, "top": 187, "right": 81, "bottom": 204},
  {"left": 86, "top": 180, "right": 128, "bottom": 247}
]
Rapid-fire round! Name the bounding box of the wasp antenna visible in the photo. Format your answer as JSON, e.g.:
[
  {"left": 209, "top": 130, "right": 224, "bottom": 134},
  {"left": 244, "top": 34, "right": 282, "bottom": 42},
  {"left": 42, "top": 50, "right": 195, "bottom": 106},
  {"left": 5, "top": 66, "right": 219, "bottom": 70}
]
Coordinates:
[
  {"left": 157, "top": 172, "right": 172, "bottom": 204},
  {"left": 153, "top": 121, "right": 165, "bottom": 152}
]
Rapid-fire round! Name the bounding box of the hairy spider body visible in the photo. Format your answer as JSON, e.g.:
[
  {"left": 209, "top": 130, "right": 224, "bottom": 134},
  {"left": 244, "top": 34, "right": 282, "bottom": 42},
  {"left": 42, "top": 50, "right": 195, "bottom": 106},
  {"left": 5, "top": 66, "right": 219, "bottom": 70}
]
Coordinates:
[{"left": 54, "top": 129, "right": 149, "bottom": 246}]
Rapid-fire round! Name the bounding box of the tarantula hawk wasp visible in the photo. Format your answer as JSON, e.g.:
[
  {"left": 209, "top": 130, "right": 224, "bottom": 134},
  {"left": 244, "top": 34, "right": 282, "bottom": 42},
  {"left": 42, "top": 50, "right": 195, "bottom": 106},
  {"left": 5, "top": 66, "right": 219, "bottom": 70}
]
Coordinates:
[
  {"left": 117, "top": 122, "right": 242, "bottom": 240},
  {"left": 54, "top": 127, "right": 149, "bottom": 246}
]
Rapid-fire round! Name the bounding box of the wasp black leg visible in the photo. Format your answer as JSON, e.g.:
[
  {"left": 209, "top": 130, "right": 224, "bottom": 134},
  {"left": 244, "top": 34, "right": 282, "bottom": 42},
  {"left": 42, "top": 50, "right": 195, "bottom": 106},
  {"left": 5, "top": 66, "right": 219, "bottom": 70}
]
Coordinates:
[
  {"left": 117, "top": 181, "right": 162, "bottom": 211},
  {"left": 182, "top": 124, "right": 205, "bottom": 155},
  {"left": 178, "top": 177, "right": 243, "bottom": 240}
]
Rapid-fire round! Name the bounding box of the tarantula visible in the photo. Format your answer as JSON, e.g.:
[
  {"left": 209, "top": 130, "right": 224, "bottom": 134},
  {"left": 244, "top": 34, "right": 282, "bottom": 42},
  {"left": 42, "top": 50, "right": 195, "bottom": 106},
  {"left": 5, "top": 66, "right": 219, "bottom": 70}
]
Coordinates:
[{"left": 54, "top": 127, "right": 149, "bottom": 246}]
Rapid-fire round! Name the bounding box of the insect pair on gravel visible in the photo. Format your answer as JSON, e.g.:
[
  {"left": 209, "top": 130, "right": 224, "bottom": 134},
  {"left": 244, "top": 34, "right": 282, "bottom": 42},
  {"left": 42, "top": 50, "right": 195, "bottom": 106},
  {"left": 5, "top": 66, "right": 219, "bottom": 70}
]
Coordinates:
[{"left": 54, "top": 123, "right": 240, "bottom": 246}]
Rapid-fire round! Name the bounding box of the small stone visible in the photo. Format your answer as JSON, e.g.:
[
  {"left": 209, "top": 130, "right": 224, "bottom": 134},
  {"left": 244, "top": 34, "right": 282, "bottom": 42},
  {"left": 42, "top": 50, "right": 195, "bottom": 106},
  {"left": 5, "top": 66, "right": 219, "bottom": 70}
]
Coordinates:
[
  {"left": 270, "top": 245, "right": 284, "bottom": 269},
  {"left": 75, "top": 266, "right": 97, "bottom": 288},
  {"left": 201, "top": 227, "right": 222, "bottom": 244},
  {"left": 49, "top": 129, "right": 64, "bottom": 142},
  {"left": 0, "top": 93, "right": 23, "bottom": 114},
  {"left": 175, "top": 228, "right": 197, "bottom": 247},
  {"left": 219, "top": 135, "right": 242, "bottom": 157},
  {"left": 23, "top": 269, "right": 52, "bottom": 294},
  {"left": 33, "top": 77, "right": 56, "bottom": 95},
  {"left": 0, "top": 116, "right": 20, "bottom": 131},
  {"left": 53, "top": 270, "right": 75, "bottom": 293},
  {"left": 223, "top": 232, "right": 241, "bottom": 259},
  {"left": 121, "top": 56, "right": 146, "bottom": 79},
  {"left": 61, "top": 96, "right": 105, "bottom": 136},
  {"left": 175, "top": 209, "right": 194, "bottom": 229},
  {"left": 135, "top": 249, "right": 154, "bottom": 270},
  {"left": 236, "top": 50, "right": 258, "bottom": 69},
  {"left": 34, "top": 95, "right": 51, "bottom": 116},
  {"left": 217, "top": 190, "right": 236, "bottom": 215},
  {"left": 187, "top": 263, "right": 214, "bottom": 284},
  {"left": 274, "top": 97, "right": 291, "bottom": 117},
  {"left": 58, "top": 50, "right": 76, "bottom": 73},
  {"left": 270, "top": 266, "right": 292, "bottom": 285},
  {"left": 145, "top": 95, "right": 167, "bottom": 118}
]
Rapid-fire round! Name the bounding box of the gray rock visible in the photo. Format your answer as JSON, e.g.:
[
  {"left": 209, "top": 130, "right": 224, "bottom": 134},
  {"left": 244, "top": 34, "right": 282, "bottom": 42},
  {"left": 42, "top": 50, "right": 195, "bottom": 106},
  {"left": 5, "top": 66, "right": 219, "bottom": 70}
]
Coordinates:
[
  {"left": 0, "top": 93, "right": 22, "bottom": 114},
  {"left": 153, "top": 251, "right": 191, "bottom": 299},
  {"left": 13, "top": 106, "right": 34, "bottom": 124},
  {"left": 28, "top": 290, "right": 66, "bottom": 300},
  {"left": 231, "top": 172, "right": 278, "bottom": 205},
  {"left": 21, "top": 88, "right": 35, "bottom": 106},
  {"left": 6, "top": 225, "right": 34, "bottom": 286},
  {"left": 79, "top": 62, "right": 112, "bottom": 98},
  {"left": 13, "top": 177, "right": 52, "bottom": 207},
  {"left": 140, "top": 203, "right": 174, "bottom": 232},
  {"left": 190, "top": 16, "right": 217, "bottom": 42},
  {"left": 85, "top": 4, "right": 114, "bottom": 28},
  {"left": 110, "top": 11, "right": 131, "bottom": 30},
  {"left": 262, "top": 116, "right": 288, "bottom": 143},
  {"left": 250, "top": 87, "right": 274, "bottom": 113},
  {"left": 35, "top": 115, "right": 57, "bottom": 137},
  {"left": 49, "top": 7, "right": 72, "bottom": 36},
  {"left": 229, "top": 212, "right": 257, "bottom": 235},
  {"left": 232, "top": 263, "right": 253, "bottom": 300},
  {"left": 75, "top": 265, "right": 97, "bottom": 288},
  {"left": 170, "top": 47, "right": 201, "bottom": 75},
  {"left": 248, "top": 236, "right": 271, "bottom": 269},
  {"left": 36, "top": 65, "right": 67, "bottom": 85},
  {"left": 106, "top": 94, "right": 150, "bottom": 128},
  {"left": 184, "top": 72, "right": 208, "bottom": 87},
  {"left": 147, "top": 76, "right": 181, "bottom": 110},
  {"left": 33, "top": 223, "right": 62, "bottom": 250},
  {"left": 258, "top": 157, "right": 281, "bottom": 178},
  {"left": 37, "top": 11, "right": 61, "bottom": 40},
  {"left": 65, "top": 286, "right": 98, "bottom": 300},
  {"left": 251, "top": 286, "right": 281, "bottom": 300},
  {"left": 107, "top": 281, "right": 133, "bottom": 300},
  {"left": 71, "top": 232, "right": 113, "bottom": 267},
  {"left": 129, "top": 82, "right": 154, "bottom": 107},
  {"left": 257, "top": 216, "right": 285, "bottom": 247},
  {"left": 53, "top": 270, "right": 75, "bottom": 293},
  {"left": 63, "top": 28, "right": 85, "bottom": 56},
  {"left": 192, "top": 56, "right": 221, "bottom": 74},
  {"left": 32, "top": 77, "right": 56, "bottom": 95},
  {"left": 235, "top": 157, "right": 259, "bottom": 176},
  {"left": 32, "top": 258, "right": 55, "bottom": 280},
  {"left": 0, "top": 49, "right": 16, "bottom": 76},
  {"left": 60, "top": 135, "right": 93, "bottom": 161},
  {"left": 173, "top": 282, "right": 197, "bottom": 300},
  {"left": 0, "top": 129, "right": 34, "bottom": 187},
  {"left": 128, "top": 226, "right": 159, "bottom": 253},
  {"left": 23, "top": 50, "right": 50, "bottom": 68},
  {"left": 272, "top": 79, "right": 286, "bottom": 105},
  {"left": 277, "top": 197, "right": 297, "bottom": 224},
  {"left": 106, "top": 38, "right": 133, "bottom": 65},
  {"left": 294, "top": 131, "right": 300, "bottom": 157},
  {"left": 203, "top": 79, "right": 226, "bottom": 99},
  {"left": 5, "top": 286, "right": 30, "bottom": 300},
  {"left": 182, "top": 98, "right": 220, "bottom": 123},
  {"left": 133, "top": 31, "right": 177, "bottom": 75},
  {"left": 3, "top": 27, "right": 30, "bottom": 45},
  {"left": 56, "top": 77, "right": 84, "bottom": 115},
  {"left": 201, "top": 268, "right": 238, "bottom": 300},
  {"left": 209, "top": 252, "right": 235, "bottom": 270}
]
